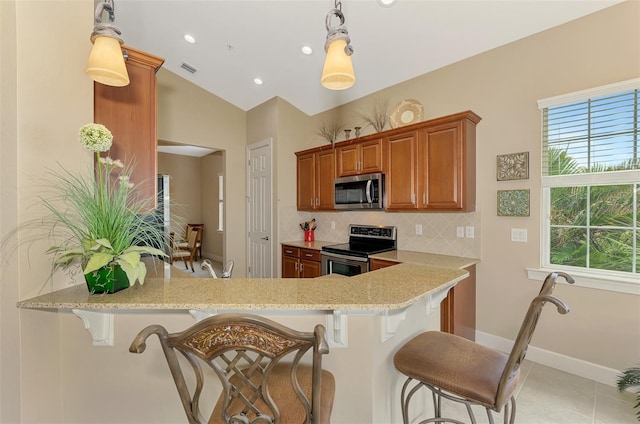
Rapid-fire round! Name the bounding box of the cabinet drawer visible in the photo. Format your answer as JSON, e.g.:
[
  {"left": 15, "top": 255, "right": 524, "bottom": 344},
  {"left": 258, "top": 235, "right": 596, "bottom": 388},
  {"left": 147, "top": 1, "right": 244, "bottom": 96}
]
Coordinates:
[
  {"left": 282, "top": 246, "right": 300, "bottom": 258},
  {"left": 300, "top": 248, "right": 321, "bottom": 262}
]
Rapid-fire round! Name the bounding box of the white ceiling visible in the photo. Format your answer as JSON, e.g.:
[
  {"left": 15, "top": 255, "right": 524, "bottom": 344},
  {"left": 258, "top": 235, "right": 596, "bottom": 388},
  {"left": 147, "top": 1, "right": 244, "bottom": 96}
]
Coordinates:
[{"left": 115, "top": 0, "right": 623, "bottom": 116}]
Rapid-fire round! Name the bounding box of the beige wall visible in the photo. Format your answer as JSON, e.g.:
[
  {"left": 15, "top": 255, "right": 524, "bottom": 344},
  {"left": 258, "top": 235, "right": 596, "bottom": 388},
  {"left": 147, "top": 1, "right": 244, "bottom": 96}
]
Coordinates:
[
  {"left": 158, "top": 151, "right": 224, "bottom": 261},
  {"left": 156, "top": 68, "right": 246, "bottom": 273},
  {"left": 158, "top": 152, "right": 202, "bottom": 229},
  {"left": 1, "top": 1, "right": 639, "bottom": 422},
  {"left": 247, "top": 97, "right": 312, "bottom": 275}
]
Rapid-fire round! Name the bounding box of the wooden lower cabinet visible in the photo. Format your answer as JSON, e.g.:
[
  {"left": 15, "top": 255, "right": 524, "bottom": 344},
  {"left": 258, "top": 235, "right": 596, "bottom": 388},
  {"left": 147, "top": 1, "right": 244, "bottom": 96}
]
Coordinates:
[
  {"left": 369, "top": 258, "right": 476, "bottom": 340},
  {"left": 281, "top": 245, "right": 321, "bottom": 278},
  {"left": 440, "top": 265, "right": 476, "bottom": 340}
]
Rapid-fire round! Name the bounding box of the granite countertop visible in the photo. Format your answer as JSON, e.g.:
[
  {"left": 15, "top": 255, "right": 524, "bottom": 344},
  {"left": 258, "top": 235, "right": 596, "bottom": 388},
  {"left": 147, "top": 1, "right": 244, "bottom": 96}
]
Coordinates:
[{"left": 16, "top": 262, "right": 468, "bottom": 312}]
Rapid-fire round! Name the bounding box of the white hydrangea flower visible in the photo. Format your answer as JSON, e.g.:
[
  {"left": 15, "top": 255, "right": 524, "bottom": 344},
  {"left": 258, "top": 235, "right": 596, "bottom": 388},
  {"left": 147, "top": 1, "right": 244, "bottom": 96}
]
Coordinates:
[{"left": 79, "top": 123, "right": 113, "bottom": 153}]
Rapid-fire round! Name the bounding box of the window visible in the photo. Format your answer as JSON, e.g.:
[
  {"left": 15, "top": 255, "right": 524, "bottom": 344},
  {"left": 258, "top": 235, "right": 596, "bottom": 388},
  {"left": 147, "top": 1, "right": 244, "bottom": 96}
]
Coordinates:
[
  {"left": 536, "top": 79, "right": 640, "bottom": 293},
  {"left": 217, "top": 173, "right": 224, "bottom": 232}
]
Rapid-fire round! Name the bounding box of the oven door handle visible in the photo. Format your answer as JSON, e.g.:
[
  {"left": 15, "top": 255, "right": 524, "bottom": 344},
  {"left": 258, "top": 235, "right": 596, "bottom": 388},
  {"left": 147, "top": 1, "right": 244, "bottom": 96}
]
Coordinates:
[
  {"left": 366, "top": 179, "right": 373, "bottom": 204},
  {"left": 321, "top": 251, "right": 369, "bottom": 263}
]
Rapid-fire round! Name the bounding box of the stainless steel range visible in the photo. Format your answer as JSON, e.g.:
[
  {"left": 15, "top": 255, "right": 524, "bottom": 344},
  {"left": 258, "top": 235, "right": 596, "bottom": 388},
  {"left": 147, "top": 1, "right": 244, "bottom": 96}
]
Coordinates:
[{"left": 321, "top": 224, "right": 397, "bottom": 276}]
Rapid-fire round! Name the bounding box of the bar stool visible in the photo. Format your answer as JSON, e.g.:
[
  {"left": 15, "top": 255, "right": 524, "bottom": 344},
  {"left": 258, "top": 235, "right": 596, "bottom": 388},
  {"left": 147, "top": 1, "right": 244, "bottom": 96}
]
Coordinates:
[
  {"left": 130, "top": 313, "right": 335, "bottom": 424},
  {"left": 393, "top": 272, "right": 574, "bottom": 424}
]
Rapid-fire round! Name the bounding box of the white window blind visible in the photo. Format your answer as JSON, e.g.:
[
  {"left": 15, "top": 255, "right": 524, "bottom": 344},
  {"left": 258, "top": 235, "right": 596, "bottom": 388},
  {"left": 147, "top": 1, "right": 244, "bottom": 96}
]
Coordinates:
[{"left": 542, "top": 89, "right": 639, "bottom": 176}]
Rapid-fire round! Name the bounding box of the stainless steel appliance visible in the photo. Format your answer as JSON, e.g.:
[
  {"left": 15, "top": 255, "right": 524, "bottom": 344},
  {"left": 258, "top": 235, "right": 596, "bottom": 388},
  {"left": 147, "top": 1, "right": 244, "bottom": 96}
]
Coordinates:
[
  {"left": 334, "top": 173, "right": 385, "bottom": 210},
  {"left": 321, "top": 224, "right": 397, "bottom": 276}
]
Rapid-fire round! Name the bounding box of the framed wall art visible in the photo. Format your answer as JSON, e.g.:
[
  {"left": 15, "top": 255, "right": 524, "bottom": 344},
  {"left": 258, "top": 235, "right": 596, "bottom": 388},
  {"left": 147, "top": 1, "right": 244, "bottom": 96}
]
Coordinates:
[
  {"left": 497, "top": 189, "right": 530, "bottom": 217},
  {"left": 496, "top": 152, "right": 529, "bottom": 181}
]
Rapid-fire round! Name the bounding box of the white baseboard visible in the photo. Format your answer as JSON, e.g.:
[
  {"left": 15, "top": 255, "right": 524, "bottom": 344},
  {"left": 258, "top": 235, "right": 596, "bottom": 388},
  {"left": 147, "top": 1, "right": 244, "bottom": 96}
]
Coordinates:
[
  {"left": 202, "top": 251, "right": 223, "bottom": 263},
  {"left": 476, "top": 331, "right": 622, "bottom": 387}
]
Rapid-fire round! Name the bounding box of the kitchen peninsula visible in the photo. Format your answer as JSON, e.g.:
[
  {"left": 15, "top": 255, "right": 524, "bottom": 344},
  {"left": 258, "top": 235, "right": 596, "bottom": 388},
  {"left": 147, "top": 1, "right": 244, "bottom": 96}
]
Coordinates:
[{"left": 17, "top": 261, "right": 472, "bottom": 423}]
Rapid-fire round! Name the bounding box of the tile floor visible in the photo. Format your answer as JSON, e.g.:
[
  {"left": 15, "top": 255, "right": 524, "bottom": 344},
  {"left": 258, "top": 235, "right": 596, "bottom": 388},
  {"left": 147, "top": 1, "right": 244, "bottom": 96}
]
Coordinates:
[{"left": 435, "top": 360, "right": 637, "bottom": 424}]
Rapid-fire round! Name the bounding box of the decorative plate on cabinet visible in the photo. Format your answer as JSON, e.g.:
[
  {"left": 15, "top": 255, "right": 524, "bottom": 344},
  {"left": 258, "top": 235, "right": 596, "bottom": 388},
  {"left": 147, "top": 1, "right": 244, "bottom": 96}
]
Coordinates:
[{"left": 389, "top": 99, "right": 424, "bottom": 128}]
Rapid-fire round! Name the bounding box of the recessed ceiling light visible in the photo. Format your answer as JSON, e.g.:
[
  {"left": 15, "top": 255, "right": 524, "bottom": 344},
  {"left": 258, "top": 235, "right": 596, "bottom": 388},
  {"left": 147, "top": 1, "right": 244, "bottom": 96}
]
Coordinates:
[
  {"left": 377, "top": 0, "right": 396, "bottom": 7},
  {"left": 253, "top": 78, "right": 263, "bottom": 85},
  {"left": 184, "top": 34, "right": 196, "bottom": 44},
  {"left": 301, "top": 45, "right": 313, "bottom": 55}
]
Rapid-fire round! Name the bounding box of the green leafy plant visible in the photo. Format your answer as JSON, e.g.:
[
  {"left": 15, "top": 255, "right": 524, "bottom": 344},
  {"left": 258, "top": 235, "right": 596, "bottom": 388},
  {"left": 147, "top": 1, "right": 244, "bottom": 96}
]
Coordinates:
[
  {"left": 618, "top": 366, "right": 640, "bottom": 421},
  {"left": 4, "top": 123, "right": 166, "bottom": 287}
]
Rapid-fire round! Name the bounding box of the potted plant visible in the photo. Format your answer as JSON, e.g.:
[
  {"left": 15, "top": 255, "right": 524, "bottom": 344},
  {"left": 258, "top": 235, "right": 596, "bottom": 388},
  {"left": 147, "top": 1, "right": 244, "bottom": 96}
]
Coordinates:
[
  {"left": 618, "top": 366, "right": 640, "bottom": 421},
  {"left": 4, "top": 123, "right": 167, "bottom": 293}
]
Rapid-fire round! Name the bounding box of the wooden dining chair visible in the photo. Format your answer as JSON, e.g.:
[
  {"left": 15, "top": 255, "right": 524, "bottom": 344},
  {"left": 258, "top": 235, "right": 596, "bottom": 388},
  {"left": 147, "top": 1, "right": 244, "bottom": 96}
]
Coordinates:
[
  {"left": 129, "top": 313, "right": 335, "bottom": 424},
  {"left": 170, "top": 227, "right": 200, "bottom": 272},
  {"left": 393, "top": 271, "right": 574, "bottom": 424}
]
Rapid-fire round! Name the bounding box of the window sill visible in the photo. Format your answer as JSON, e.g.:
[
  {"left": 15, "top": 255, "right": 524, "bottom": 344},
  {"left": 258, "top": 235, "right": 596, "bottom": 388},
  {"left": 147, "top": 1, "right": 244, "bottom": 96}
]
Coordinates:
[{"left": 526, "top": 268, "right": 639, "bottom": 295}]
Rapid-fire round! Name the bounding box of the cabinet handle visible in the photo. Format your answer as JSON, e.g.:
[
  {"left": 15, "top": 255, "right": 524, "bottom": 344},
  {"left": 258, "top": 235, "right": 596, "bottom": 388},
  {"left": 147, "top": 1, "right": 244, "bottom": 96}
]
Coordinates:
[
  {"left": 285, "top": 249, "right": 293, "bottom": 254},
  {"left": 310, "top": 198, "right": 314, "bottom": 207},
  {"left": 294, "top": 263, "right": 298, "bottom": 271},
  {"left": 304, "top": 253, "right": 313, "bottom": 257},
  {"left": 411, "top": 193, "right": 415, "bottom": 204},
  {"left": 300, "top": 263, "right": 304, "bottom": 273},
  {"left": 423, "top": 193, "right": 426, "bottom": 204},
  {"left": 316, "top": 198, "right": 319, "bottom": 207}
]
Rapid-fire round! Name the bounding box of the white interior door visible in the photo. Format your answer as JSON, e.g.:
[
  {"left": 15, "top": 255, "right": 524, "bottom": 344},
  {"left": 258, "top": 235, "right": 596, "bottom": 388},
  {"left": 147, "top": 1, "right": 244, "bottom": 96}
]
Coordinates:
[{"left": 247, "top": 140, "right": 273, "bottom": 277}]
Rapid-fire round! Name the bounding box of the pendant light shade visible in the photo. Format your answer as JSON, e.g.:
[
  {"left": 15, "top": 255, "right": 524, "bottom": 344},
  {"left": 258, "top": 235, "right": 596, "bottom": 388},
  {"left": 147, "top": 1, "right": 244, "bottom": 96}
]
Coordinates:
[
  {"left": 86, "top": 35, "right": 129, "bottom": 87},
  {"left": 321, "top": 2, "right": 355, "bottom": 90},
  {"left": 86, "top": 0, "right": 130, "bottom": 87},
  {"left": 321, "top": 38, "right": 355, "bottom": 90}
]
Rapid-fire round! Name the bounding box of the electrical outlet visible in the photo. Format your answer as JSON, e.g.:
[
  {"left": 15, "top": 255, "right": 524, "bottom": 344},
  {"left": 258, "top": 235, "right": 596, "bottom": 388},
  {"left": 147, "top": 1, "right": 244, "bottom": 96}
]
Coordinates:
[
  {"left": 415, "top": 224, "right": 422, "bottom": 236},
  {"left": 465, "top": 226, "right": 474, "bottom": 238},
  {"left": 456, "top": 227, "right": 465, "bottom": 238},
  {"left": 331, "top": 221, "right": 336, "bottom": 230},
  {"left": 511, "top": 228, "right": 528, "bottom": 242}
]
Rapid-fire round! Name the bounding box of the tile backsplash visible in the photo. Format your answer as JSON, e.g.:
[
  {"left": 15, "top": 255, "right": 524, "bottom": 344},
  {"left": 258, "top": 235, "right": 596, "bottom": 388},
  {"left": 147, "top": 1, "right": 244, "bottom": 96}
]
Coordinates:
[{"left": 280, "top": 207, "right": 481, "bottom": 259}]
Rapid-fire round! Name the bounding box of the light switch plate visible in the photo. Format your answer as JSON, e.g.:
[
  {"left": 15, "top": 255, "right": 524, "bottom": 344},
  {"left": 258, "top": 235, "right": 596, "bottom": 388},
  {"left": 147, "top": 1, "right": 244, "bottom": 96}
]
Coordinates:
[
  {"left": 415, "top": 224, "right": 422, "bottom": 235},
  {"left": 456, "top": 227, "right": 465, "bottom": 238},
  {"left": 465, "top": 226, "right": 474, "bottom": 238},
  {"left": 511, "top": 228, "right": 528, "bottom": 242}
]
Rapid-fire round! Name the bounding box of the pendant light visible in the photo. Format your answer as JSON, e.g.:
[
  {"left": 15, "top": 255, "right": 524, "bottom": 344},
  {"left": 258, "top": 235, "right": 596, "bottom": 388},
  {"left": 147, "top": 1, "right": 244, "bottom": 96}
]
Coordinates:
[
  {"left": 85, "top": 0, "right": 130, "bottom": 87},
  {"left": 321, "top": 0, "right": 355, "bottom": 90}
]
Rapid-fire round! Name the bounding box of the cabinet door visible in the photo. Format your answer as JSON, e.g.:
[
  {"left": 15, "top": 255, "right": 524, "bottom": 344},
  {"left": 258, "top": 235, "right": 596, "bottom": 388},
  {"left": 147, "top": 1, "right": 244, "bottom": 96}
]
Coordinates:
[
  {"left": 282, "top": 256, "right": 299, "bottom": 278},
  {"left": 296, "top": 152, "right": 315, "bottom": 211},
  {"left": 336, "top": 145, "right": 360, "bottom": 177},
  {"left": 440, "top": 265, "right": 476, "bottom": 340},
  {"left": 359, "top": 139, "right": 383, "bottom": 174},
  {"left": 418, "top": 119, "right": 476, "bottom": 211},
  {"left": 94, "top": 46, "right": 164, "bottom": 205},
  {"left": 386, "top": 131, "right": 418, "bottom": 210},
  {"left": 418, "top": 121, "right": 463, "bottom": 210},
  {"left": 316, "top": 150, "right": 336, "bottom": 210},
  {"left": 300, "top": 259, "right": 321, "bottom": 278}
]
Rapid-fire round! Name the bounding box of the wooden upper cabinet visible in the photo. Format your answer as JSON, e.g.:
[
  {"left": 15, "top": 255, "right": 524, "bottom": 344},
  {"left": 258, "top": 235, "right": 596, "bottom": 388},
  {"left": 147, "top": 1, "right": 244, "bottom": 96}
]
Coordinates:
[
  {"left": 93, "top": 45, "right": 164, "bottom": 206},
  {"left": 336, "top": 138, "right": 383, "bottom": 177},
  {"left": 294, "top": 110, "right": 480, "bottom": 213},
  {"left": 386, "top": 131, "right": 418, "bottom": 210},
  {"left": 316, "top": 149, "right": 336, "bottom": 210},
  {"left": 417, "top": 115, "right": 478, "bottom": 211},
  {"left": 385, "top": 111, "right": 480, "bottom": 212},
  {"left": 296, "top": 151, "right": 316, "bottom": 211},
  {"left": 296, "top": 148, "right": 335, "bottom": 211}
]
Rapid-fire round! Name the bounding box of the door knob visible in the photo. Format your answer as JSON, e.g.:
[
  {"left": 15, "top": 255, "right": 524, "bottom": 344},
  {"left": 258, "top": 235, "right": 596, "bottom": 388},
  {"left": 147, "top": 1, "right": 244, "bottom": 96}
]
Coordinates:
[{"left": 261, "top": 236, "right": 269, "bottom": 240}]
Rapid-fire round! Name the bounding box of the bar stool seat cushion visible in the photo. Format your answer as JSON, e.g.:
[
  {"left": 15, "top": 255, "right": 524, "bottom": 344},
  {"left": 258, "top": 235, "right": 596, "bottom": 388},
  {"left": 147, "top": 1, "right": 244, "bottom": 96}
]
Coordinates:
[
  {"left": 393, "top": 331, "right": 518, "bottom": 410},
  {"left": 211, "top": 363, "right": 335, "bottom": 424}
]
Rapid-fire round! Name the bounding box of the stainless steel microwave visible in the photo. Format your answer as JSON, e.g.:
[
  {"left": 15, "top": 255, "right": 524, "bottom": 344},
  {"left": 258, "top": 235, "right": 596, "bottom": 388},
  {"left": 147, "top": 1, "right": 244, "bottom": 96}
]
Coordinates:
[{"left": 334, "top": 173, "right": 385, "bottom": 210}]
